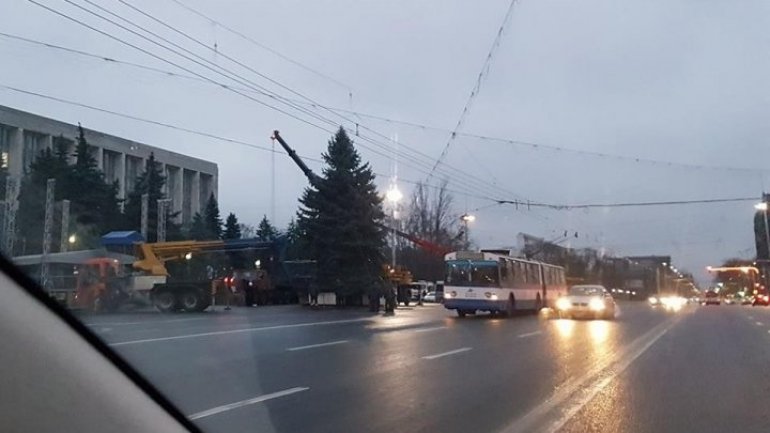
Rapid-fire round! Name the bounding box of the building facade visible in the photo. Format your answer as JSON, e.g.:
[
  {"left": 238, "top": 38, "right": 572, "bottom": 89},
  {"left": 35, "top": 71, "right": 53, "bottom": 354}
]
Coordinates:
[{"left": 0, "top": 105, "right": 217, "bottom": 224}]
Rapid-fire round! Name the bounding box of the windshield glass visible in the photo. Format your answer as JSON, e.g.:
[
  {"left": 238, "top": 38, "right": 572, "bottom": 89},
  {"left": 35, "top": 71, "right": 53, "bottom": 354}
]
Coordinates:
[
  {"left": 569, "top": 286, "right": 605, "bottom": 296},
  {"left": 4, "top": 1, "right": 768, "bottom": 432},
  {"left": 446, "top": 260, "right": 499, "bottom": 287}
]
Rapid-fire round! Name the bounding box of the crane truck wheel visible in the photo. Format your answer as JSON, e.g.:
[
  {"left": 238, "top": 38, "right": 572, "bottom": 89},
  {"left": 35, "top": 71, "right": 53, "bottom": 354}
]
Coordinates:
[
  {"left": 180, "top": 291, "right": 205, "bottom": 312},
  {"left": 153, "top": 291, "right": 178, "bottom": 313}
]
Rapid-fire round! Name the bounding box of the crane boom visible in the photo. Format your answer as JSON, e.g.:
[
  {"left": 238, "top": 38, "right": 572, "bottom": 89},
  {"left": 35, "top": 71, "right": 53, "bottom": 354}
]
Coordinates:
[{"left": 272, "top": 130, "right": 321, "bottom": 186}]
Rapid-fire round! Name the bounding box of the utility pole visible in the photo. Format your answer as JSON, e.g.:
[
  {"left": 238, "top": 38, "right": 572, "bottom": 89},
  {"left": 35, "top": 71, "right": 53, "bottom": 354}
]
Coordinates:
[
  {"left": 755, "top": 194, "right": 770, "bottom": 289},
  {"left": 2, "top": 176, "right": 18, "bottom": 255},
  {"left": 60, "top": 200, "right": 70, "bottom": 253},
  {"left": 40, "top": 178, "right": 55, "bottom": 290},
  {"left": 157, "top": 198, "right": 171, "bottom": 242},
  {"left": 140, "top": 193, "right": 149, "bottom": 240}
]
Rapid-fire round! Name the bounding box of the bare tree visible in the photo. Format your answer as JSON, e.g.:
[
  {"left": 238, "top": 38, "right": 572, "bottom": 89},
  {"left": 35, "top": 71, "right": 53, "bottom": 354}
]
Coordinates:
[{"left": 399, "top": 180, "right": 465, "bottom": 280}]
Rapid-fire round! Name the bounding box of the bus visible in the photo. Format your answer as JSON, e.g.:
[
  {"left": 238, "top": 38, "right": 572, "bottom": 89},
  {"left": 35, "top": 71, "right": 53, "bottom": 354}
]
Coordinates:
[{"left": 443, "top": 250, "right": 567, "bottom": 317}]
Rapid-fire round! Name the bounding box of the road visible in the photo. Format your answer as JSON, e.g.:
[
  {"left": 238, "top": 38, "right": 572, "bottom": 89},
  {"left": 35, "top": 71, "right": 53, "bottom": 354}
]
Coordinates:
[{"left": 80, "top": 302, "right": 770, "bottom": 433}]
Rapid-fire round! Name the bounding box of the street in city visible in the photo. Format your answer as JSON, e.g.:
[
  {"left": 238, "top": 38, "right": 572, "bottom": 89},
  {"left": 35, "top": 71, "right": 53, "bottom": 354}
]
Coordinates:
[{"left": 81, "top": 302, "right": 770, "bottom": 433}]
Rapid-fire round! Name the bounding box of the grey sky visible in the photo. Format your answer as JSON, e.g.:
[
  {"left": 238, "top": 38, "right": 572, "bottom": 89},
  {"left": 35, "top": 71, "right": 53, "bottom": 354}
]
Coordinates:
[{"left": 2, "top": 0, "right": 769, "bottom": 283}]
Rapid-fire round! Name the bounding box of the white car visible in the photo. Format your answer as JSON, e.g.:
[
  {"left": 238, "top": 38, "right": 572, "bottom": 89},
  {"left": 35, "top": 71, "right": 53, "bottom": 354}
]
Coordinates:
[
  {"left": 555, "top": 285, "right": 616, "bottom": 320},
  {"left": 423, "top": 292, "right": 437, "bottom": 303}
]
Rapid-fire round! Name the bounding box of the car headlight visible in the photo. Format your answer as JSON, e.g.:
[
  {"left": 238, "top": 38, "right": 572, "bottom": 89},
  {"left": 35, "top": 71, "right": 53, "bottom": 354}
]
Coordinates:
[
  {"left": 490, "top": 294, "right": 498, "bottom": 300},
  {"left": 589, "top": 298, "right": 605, "bottom": 311},
  {"left": 556, "top": 298, "right": 571, "bottom": 310},
  {"left": 649, "top": 296, "right": 658, "bottom": 305}
]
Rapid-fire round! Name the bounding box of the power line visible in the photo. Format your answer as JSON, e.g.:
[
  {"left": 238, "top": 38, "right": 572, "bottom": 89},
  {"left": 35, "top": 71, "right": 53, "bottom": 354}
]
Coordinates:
[
  {"left": 427, "top": 0, "right": 519, "bottom": 180},
  {"left": 4, "top": 28, "right": 763, "bottom": 176},
  {"left": 165, "top": 0, "right": 352, "bottom": 92},
  {"left": 0, "top": 83, "right": 497, "bottom": 204},
  {"left": 24, "top": 0, "right": 337, "bottom": 135},
  {"left": 21, "top": 1, "right": 530, "bottom": 204},
  {"left": 495, "top": 196, "right": 758, "bottom": 210}
]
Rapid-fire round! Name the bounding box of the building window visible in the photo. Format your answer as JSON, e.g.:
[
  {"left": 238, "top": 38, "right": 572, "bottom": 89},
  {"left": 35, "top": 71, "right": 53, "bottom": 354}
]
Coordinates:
[
  {"left": 0, "top": 124, "right": 11, "bottom": 169},
  {"left": 22, "top": 131, "right": 46, "bottom": 174}
]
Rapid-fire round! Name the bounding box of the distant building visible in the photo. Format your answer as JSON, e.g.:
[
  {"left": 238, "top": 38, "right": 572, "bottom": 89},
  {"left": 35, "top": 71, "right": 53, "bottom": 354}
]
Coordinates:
[{"left": 0, "top": 105, "right": 217, "bottom": 224}]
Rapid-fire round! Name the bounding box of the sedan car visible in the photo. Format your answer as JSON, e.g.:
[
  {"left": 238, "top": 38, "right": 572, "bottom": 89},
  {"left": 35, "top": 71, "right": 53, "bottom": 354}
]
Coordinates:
[
  {"left": 555, "top": 285, "right": 616, "bottom": 320},
  {"left": 423, "top": 292, "right": 436, "bottom": 303},
  {"left": 704, "top": 290, "right": 720, "bottom": 305}
]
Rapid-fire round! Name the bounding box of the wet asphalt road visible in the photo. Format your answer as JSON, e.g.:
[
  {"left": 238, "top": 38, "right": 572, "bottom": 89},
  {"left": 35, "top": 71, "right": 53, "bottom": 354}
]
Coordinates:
[{"left": 81, "top": 301, "right": 770, "bottom": 433}]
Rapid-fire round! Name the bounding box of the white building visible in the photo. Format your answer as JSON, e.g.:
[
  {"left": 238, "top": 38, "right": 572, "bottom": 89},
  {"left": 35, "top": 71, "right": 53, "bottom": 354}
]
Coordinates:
[{"left": 0, "top": 105, "right": 217, "bottom": 224}]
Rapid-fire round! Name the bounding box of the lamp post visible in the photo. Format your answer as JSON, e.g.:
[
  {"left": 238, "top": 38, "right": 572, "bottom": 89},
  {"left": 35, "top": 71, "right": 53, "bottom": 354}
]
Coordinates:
[
  {"left": 386, "top": 184, "right": 403, "bottom": 268},
  {"left": 460, "top": 214, "right": 475, "bottom": 247},
  {"left": 755, "top": 200, "right": 770, "bottom": 288}
]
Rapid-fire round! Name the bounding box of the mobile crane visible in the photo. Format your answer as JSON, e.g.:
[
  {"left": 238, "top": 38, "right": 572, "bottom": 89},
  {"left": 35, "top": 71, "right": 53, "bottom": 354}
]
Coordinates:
[{"left": 74, "top": 237, "right": 308, "bottom": 312}]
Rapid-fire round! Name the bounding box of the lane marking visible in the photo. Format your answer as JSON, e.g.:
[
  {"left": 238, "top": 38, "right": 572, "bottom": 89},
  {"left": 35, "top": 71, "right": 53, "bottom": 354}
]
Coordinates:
[
  {"left": 109, "top": 318, "right": 370, "bottom": 346},
  {"left": 502, "top": 318, "right": 677, "bottom": 433},
  {"left": 188, "top": 387, "right": 309, "bottom": 420},
  {"left": 517, "top": 331, "right": 542, "bottom": 339},
  {"left": 85, "top": 318, "right": 208, "bottom": 327},
  {"left": 422, "top": 347, "right": 472, "bottom": 360},
  {"left": 757, "top": 321, "right": 764, "bottom": 326},
  {"left": 287, "top": 340, "right": 349, "bottom": 351},
  {"left": 414, "top": 326, "right": 447, "bottom": 333}
]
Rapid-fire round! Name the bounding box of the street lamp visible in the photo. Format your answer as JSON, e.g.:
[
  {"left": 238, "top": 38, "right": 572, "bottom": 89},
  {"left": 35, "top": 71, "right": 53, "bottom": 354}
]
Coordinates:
[
  {"left": 460, "top": 214, "right": 475, "bottom": 247},
  {"left": 386, "top": 184, "right": 402, "bottom": 268},
  {"left": 756, "top": 200, "right": 770, "bottom": 289},
  {"left": 68, "top": 234, "right": 77, "bottom": 244}
]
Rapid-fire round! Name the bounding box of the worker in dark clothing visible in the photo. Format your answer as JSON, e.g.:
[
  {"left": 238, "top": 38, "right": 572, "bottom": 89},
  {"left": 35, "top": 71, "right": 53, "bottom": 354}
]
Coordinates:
[
  {"left": 309, "top": 281, "right": 319, "bottom": 306},
  {"left": 384, "top": 280, "right": 396, "bottom": 315}
]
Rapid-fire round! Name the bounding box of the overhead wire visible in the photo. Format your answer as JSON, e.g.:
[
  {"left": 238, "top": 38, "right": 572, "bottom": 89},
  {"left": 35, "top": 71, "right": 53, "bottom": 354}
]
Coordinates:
[
  {"left": 427, "top": 0, "right": 519, "bottom": 180},
  {"left": 23, "top": 0, "right": 532, "bottom": 205},
  {"left": 0, "top": 83, "right": 491, "bottom": 203},
  {"left": 109, "top": 0, "right": 532, "bottom": 204},
  {"left": 23, "top": 0, "right": 337, "bottom": 135},
  {"left": 495, "top": 196, "right": 758, "bottom": 210},
  {"left": 107, "top": 0, "right": 513, "bottom": 200},
  {"left": 4, "top": 28, "right": 761, "bottom": 176},
  {"left": 164, "top": 0, "right": 352, "bottom": 92}
]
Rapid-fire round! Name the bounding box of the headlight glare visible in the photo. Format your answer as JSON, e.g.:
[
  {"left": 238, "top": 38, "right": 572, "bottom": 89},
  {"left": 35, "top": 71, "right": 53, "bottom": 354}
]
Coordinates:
[{"left": 589, "top": 298, "right": 605, "bottom": 311}]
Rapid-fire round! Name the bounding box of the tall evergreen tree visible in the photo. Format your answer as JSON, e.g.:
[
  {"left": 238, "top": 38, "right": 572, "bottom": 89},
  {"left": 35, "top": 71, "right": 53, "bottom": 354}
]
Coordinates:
[
  {"left": 297, "top": 127, "right": 386, "bottom": 301},
  {"left": 69, "top": 126, "right": 122, "bottom": 239},
  {"left": 203, "top": 193, "right": 223, "bottom": 239},
  {"left": 223, "top": 213, "right": 241, "bottom": 239},
  {"left": 188, "top": 212, "right": 209, "bottom": 240},
  {"left": 285, "top": 217, "right": 307, "bottom": 260},
  {"left": 123, "top": 152, "right": 180, "bottom": 242},
  {"left": 256, "top": 215, "right": 278, "bottom": 241},
  {"left": 16, "top": 129, "right": 122, "bottom": 253}
]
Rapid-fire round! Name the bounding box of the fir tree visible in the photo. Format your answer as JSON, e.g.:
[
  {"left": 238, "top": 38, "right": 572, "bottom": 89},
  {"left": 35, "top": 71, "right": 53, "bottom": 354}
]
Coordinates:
[
  {"left": 203, "top": 194, "right": 223, "bottom": 240},
  {"left": 256, "top": 215, "right": 278, "bottom": 241},
  {"left": 297, "top": 127, "right": 386, "bottom": 301},
  {"left": 223, "top": 212, "right": 241, "bottom": 239}
]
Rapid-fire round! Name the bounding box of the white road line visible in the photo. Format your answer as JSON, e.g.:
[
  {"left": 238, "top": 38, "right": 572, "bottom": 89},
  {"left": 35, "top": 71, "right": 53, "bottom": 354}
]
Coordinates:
[
  {"left": 109, "top": 318, "right": 370, "bottom": 346},
  {"left": 414, "top": 326, "right": 447, "bottom": 333},
  {"left": 188, "top": 387, "right": 309, "bottom": 420},
  {"left": 287, "top": 340, "right": 349, "bottom": 351},
  {"left": 757, "top": 321, "right": 764, "bottom": 326},
  {"left": 501, "top": 318, "right": 677, "bottom": 433},
  {"left": 422, "top": 347, "right": 472, "bottom": 360},
  {"left": 517, "top": 331, "right": 542, "bottom": 339},
  {"left": 85, "top": 318, "right": 208, "bottom": 327}
]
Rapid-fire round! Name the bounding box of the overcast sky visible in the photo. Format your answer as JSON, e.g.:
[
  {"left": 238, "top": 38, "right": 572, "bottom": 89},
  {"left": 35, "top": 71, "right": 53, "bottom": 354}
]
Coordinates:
[{"left": 3, "top": 0, "right": 770, "bottom": 283}]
